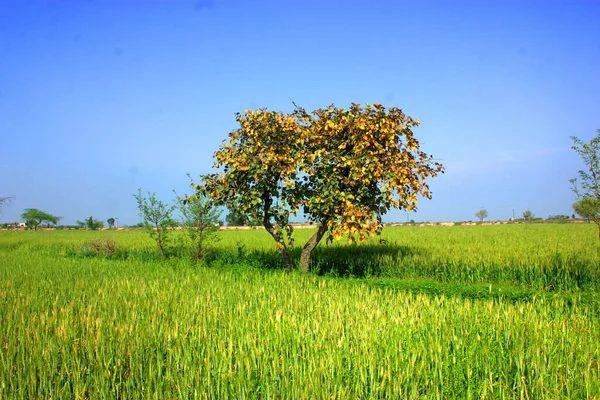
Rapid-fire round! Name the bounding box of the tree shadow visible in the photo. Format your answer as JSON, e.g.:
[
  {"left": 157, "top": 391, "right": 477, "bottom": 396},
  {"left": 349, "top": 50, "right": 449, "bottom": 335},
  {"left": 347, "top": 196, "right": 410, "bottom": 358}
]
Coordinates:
[
  {"left": 309, "top": 243, "right": 426, "bottom": 277},
  {"left": 238, "top": 242, "right": 427, "bottom": 277},
  {"left": 366, "top": 278, "right": 600, "bottom": 316}
]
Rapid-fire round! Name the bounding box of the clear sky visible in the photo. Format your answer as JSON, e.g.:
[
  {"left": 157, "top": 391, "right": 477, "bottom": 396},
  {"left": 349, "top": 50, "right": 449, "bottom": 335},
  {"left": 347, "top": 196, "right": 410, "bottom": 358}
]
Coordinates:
[{"left": 1, "top": 0, "right": 599, "bottom": 225}]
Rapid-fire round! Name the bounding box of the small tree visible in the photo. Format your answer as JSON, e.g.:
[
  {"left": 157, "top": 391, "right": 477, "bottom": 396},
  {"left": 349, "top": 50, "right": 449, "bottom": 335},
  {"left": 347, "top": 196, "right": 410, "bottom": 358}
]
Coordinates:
[
  {"left": 178, "top": 176, "right": 222, "bottom": 262},
  {"left": 20, "top": 208, "right": 60, "bottom": 230},
  {"left": 475, "top": 208, "right": 488, "bottom": 222},
  {"left": 77, "top": 216, "right": 104, "bottom": 230},
  {"left": 522, "top": 209, "right": 534, "bottom": 221},
  {"left": 107, "top": 217, "right": 116, "bottom": 228},
  {"left": 134, "top": 189, "right": 176, "bottom": 260},
  {"left": 571, "top": 129, "right": 600, "bottom": 241}
]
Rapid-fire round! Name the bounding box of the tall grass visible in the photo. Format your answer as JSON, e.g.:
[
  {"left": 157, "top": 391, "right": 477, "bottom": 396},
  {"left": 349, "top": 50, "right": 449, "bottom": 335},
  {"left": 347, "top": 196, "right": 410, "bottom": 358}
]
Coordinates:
[
  {"left": 296, "top": 224, "right": 599, "bottom": 290},
  {"left": 208, "top": 224, "right": 600, "bottom": 290}
]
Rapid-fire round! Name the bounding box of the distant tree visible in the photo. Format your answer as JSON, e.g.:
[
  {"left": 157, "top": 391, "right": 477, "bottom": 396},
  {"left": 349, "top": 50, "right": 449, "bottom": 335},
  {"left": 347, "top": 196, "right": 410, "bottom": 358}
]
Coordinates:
[
  {"left": 20, "top": 208, "right": 60, "bottom": 230},
  {"left": 77, "top": 216, "right": 104, "bottom": 230},
  {"left": 162, "top": 217, "right": 180, "bottom": 228},
  {"left": 475, "top": 208, "right": 488, "bottom": 222},
  {"left": 570, "top": 129, "right": 600, "bottom": 241},
  {"left": 134, "top": 189, "right": 176, "bottom": 260},
  {"left": 547, "top": 215, "right": 570, "bottom": 220},
  {"left": 522, "top": 210, "right": 534, "bottom": 221},
  {"left": 225, "top": 209, "right": 246, "bottom": 226},
  {"left": 178, "top": 175, "right": 222, "bottom": 262},
  {"left": 107, "top": 217, "right": 115, "bottom": 228}
]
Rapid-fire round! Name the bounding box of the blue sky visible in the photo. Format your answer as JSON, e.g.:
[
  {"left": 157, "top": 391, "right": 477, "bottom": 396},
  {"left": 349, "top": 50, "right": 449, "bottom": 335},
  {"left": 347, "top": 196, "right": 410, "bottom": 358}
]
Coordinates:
[{"left": 1, "top": 0, "right": 599, "bottom": 225}]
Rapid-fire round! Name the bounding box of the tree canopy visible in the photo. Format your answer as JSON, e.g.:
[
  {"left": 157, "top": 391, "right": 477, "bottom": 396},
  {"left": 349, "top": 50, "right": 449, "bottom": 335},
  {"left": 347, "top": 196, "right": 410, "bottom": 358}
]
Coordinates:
[
  {"left": 77, "top": 216, "right": 104, "bottom": 230},
  {"left": 573, "top": 197, "right": 600, "bottom": 221},
  {"left": 194, "top": 103, "right": 444, "bottom": 271},
  {"left": 475, "top": 208, "right": 488, "bottom": 222},
  {"left": 522, "top": 210, "right": 534, "bottom": 221},
  {"left": 20, "top": 208, "right": 60, "bottom": 230},
  {"left": 571, "top": 129, "right": 600, "bottom": 199},
  {"left": 571, "top": 129, "right": 600, "bottom": 240}
]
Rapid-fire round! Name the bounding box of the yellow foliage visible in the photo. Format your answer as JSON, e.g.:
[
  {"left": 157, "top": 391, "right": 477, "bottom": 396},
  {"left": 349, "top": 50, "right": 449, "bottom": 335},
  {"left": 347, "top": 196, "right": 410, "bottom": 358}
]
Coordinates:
[{"left": 198, "top": 102, "right": 443, "bottom": 252}]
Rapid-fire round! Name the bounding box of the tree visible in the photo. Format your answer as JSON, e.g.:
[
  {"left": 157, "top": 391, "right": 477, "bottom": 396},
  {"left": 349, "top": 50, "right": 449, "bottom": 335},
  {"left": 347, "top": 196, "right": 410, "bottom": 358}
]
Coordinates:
[
  {"left": 475, "top": 208, "right": 488, "bottom": 222},
  {"left": 573, "top": 197, "right": 600, "bottom": 222},
  {"left": 134, "top": 189, "right": 176, "bottom": 260},
  {"left": 547, "top": 215, "right": 570, "bottom": 221},
  {"left": 107, "top": 217, "right": 116, "bottom": 228},
  {"left": 77, "top": 216, "right": 104, "bottom": 230},
  {"left": 20, "top": 208, "right": 60, "bottom": 230},
  {"left": 195, "top": 103, "right": 444, "bottom": 272},
  {"left": 178, "top": 175, "right": 222, "bottom": 262},
  {"left": 522, "top": 209, "right": 534, "bottom": 221},
  {"left": 225, "top": 209, "right": 246, "bottom": 226},
  {"left": 571, "top": 129, "right": 600, "bottom": 241}
]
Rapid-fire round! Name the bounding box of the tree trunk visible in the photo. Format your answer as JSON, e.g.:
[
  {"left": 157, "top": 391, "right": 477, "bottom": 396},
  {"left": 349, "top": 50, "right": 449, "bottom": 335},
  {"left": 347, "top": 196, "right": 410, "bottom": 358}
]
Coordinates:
[
  {"left": 263, "top": 225, "right": 293, "bottom": 272},
  {"left": 261, "top": 192, "right": 293, "bottom": 272},
  {"left": 156, "top": 223, "right": 164, "bottom": 261},
  {"left": 300, "top": 222, "right": 328, "bottom": 273},
  {"left": 281, "top": 248, "right": 293, "bottom": 273}
]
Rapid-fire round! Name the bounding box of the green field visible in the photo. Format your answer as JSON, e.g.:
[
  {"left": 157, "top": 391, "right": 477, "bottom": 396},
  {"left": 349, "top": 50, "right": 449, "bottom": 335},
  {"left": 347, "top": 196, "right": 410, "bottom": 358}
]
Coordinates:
[{"left": 1, "top": 224, "right": 599, "bottom": 398}]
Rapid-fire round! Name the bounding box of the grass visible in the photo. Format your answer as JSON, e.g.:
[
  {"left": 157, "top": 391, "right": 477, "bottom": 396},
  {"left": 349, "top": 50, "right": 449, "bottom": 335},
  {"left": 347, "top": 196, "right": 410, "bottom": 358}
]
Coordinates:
[{"left": 0, "top": 224, "right": 599, "bottom": 398}]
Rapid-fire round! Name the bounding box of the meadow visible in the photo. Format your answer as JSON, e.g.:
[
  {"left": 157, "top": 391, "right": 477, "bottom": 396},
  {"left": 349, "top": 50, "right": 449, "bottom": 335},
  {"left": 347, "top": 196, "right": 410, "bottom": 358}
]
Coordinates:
[{"left": 0, "top": 224, "right": 599, "bottom": 398}]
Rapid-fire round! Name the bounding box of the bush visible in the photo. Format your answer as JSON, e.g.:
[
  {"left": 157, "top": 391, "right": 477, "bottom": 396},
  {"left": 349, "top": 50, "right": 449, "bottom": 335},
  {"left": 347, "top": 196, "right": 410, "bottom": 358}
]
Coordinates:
[{"left": 80, "top": 238, "right": 118, "bottom": 258}]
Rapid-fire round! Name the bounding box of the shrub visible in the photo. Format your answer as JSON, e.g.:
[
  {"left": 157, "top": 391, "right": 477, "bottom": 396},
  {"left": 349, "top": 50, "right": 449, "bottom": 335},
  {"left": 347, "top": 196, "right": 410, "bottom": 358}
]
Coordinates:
[{"left": 80, "top": 238, "right": 118, "bottom": 258}]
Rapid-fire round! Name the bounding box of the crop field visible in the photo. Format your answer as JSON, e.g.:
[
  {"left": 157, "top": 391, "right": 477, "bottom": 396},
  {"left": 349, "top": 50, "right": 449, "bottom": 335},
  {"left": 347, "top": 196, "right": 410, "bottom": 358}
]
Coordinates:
[{"left": 1, "top": 224, "right": 599, "bottom": 398}]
